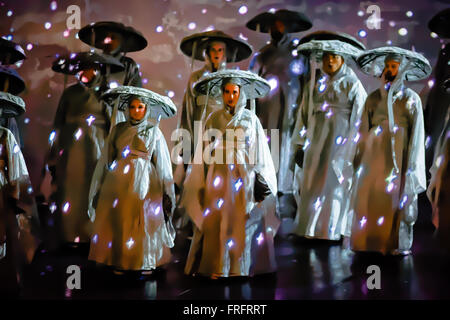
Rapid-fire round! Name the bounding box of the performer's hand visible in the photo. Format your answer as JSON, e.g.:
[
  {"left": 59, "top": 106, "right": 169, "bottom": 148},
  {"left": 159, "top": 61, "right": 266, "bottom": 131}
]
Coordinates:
[
  {"left": 163, "top": 193, "right": 172, "bottom": 223},
  {"left": 254, "top": 173, "right": 271, "bottom": 202},
  {"left": 295, "top": 147, "right": 305, "bottom": 167}
]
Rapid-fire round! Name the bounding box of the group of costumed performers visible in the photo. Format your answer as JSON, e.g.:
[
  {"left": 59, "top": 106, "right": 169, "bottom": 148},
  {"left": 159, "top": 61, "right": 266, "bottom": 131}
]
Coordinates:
[{"left": 1, "top": 7, "right": 448, "bottom": 282}]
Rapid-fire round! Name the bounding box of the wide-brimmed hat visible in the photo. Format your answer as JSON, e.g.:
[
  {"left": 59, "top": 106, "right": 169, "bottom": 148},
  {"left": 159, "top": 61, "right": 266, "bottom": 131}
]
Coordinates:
[
  {"left": 194, "top": 69, "right": 270, "bottom": 99},
  {"left": 0, "top": 38, "right": 26, "bottom": 65},
  {"left": 51, "top": 52, "right": 124, "bottom": 75},
  {"left": 101, "top": 86, "right": 177, "bottom": 119},
  {"left": 180, "top": 30, "right": 252, "bottom": 62},
  {"left": 428, "top": 9, "right": 450, "bottom": 39},
  {"left": 246, "top": 9, "right": 312, "bottom": 33},
  {"left": 357, "top": 46, "right": 432, "bottom": 81},
  {"left": 0, "top": 65, "right": 25, "bottom": 94},
  {"left": 297, "top": 39, "right": 364, "bottom": 61},
  {"left": 0, "top": 91, "right": 25, "bottom": 117},
  {"left": 299, "top": 30, "right": 365, "bottom": 50},
  {"left": 78, "top": 21, "right": 147, "bottom": 53}
]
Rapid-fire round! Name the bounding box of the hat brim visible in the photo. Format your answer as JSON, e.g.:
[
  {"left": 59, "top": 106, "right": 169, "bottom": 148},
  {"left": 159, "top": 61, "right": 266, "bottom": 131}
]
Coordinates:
[
  {"left": 194, "top": 69, "right": 270, "bottom": 99},
  {"left": 299, "top": 30, "right": 366, "bottom": 50},
  {"left": 78, "top": 21, "right": 147, "bottom": 53},
  {"left": 0, "top": 92, "right": 25, "bottom": 117},
  {"left": 180, "top": 31, "right": 252, "bottom": 62},
  {"left": 357, "top": 47, "right": 432, "bottom": 81},
  {"left": 0, "top": 38, "right": 26, "bottom": 65},
  {"left": 0, "top": 67, "right": 25, "bottom": 95},
  {"left": 52, "top": 52, "right": 125, "bottom": 75},
  {"left": 428, "top": 9, "right": 450, "bottom": 38},
  {"left": 101, "top": 86, "right": 177, "bottom": 119},
  {"left": 297, "top": 40, "right": 363, "bottom": 61},
  {"left": 246, "top": 10, "right": 312, "bottom": 33}
]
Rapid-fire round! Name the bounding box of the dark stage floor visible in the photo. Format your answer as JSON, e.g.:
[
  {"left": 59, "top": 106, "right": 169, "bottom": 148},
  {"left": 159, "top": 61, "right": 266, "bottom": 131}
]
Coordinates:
[{"left": 1, "top": 194, "right": 450, "bottom": 300}]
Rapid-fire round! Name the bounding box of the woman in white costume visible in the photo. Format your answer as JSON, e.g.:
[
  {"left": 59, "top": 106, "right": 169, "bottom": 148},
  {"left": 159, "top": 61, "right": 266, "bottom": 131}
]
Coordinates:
[{"left": 88, "top": 86, "right": 177, "bottom": 273}]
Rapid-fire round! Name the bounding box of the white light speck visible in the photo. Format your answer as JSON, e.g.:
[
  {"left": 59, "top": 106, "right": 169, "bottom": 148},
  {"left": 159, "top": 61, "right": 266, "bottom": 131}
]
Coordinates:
[
  {"left": 203, "top": 208, "right": 210, "bottom": 217},
  {"left": 239, "top": 33, "right": 248, "bottom": 41},
  {"left": 74, "top": 128, "right": 83, "bottom": 140},
  {"left": 299, "top": 126, "right": 307, "bottom": 137},
  {"left": 122, "top": 146, "right": 130, "bottom": 158},
  {"left": 256, "top": 233, "right": 264, "bottom": 245},
  {"left": 112, "top": 199, "right": 119, "bottom": 208},
  {"left": 63, "top": 202, "right": 70, "bottom": 213},
  {"left": 398, "top": 28, "right": 408, "bottom": 36},
  {"left": 74, "top": 237, "right": 80, "bottom": 243},
  {"left": 377, "top": 216, "right": 384, "bottom": 226},
  {"left": 430, "top": 32, "right": 438, "bottom": 39},
  {"left": 303, "top": 139, "right": 310, "bottom": 151},
  {"left": 435, "top": 155, "right": 443, "bottom": 168},
  {"left": 358, "top": 29, "right": 367, "bottom": 38},
  {"left": 227, "top": 239, "right": 234, "bottom": 248},
  {"left": 123, "top": 164, "right": 130, "bottom": 174},
  {"left": 92, "top": 234, "right": 98, "bottom": 244},
  {"left": 45, "top": 22, "right": 52, "bottom": 30},
  {"left": 291, "top": 49, "right": 298, "bottom": 57},
  {"left": 234, "top": 178, "right": 243, "bottom": 192},
  {"left": 86, "top": 115, "right": 95, "bottom": 126},
  {"left": 13, "top": 144, "right": 20, "bottom": 153},
  {"left": 428, "top": 79, "right": 434, "bottom": 88},
  {"left": 188, "top": 22, "right": 196, "bottom": 30},
  {"left": 313, "top": 198, "right": 322, "bottom": 211},
  {"left": 356, "top": 166, "right": 363, "bottom": 178},
  {"left": 27, "top": 186, "right": 33, "bottom": 194},
  {"left": 154, "top": 205, "right": 161, "bottom": 216},
  {"left": 238, "top": 5, "right": 248, "bottom": 15},
  {"left": 360, "top": 216, "right": 367, "bottom": 228},
  {"left": 168, "top": 90, "right": 175, "bottom": 98},
  {"left": 63, "top": 30, "right": 70, "bottom": 38},
  {"left": 399, "top": 195, "right": 408, "bottom": 209},
  {"left": 335, "top": 136, "right": 343, "bottom": 145},
  {"left": 406, "top": 11, "right": 413, "bottom": 18},
  {"left": 268, "top": 77, "right": 278, "bottom": 91},
  {"left": 26, "top": 43, "right": 33, "bottom": 51},
  {"left": 389, "top": 21, "right": 396, "bottom": 27},
  {"left": 50, "top": 1, "right": 57, "bottom": 11},
  {"left": 202, "top": 8, "right": 207, "bottom": 14},
  {"left": 353, "top": 132, "right": 361, "bottom": 143},
  {"left": 321, "top": 101, "right": 329, "bottom": 111},
  {"left": 49, "top": 203, "right": 57, "bottom": 213},
  {"left": 126, "top": 238, "right": 135, "bottom": 249},
  {"left": 156, "top": 25, "right": 163, "bottom": 33},
  {"left": 108, "top": 242, "right": 112, "bottom": 248},
  {"left": 357, "top": 10, "right": 364, "bottom": 17},
  {"left": 109, "top": 81, "right": 119, "bottom": 89},
  {"left": 217, "top": 198, "right": 224, "bottom": 209},
  {"left": 326, "top": 109, "right": 333, "bottom": 118},
  {"left": 386, "top": 182, "right": 395, "bottom": 193},
  {"left": 7, "top": 10, "right": 13, "bottom": 17},
  {"left": 213, "top": 176, "right": 221, "bottom": 188},
  {"left": 425, "top": 136, "right": 432, "bottom": 149},
  {"left": 269, "top": 8, "right": 276, "bottom": 13},
  {"left": 318, "top": 83, "right": 326, "bottom": 93},
  {"left": 109, "top": 160, "right": 117, "bottom": 171},
  {"left": 374, "top": 126, "right": 382, "bottom": 136}
]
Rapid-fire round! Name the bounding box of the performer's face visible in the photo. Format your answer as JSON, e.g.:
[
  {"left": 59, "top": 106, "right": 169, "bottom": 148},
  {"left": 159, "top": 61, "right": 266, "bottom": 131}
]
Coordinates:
[
  {"left": 322, "top": 52, "right": 344, "bottom": 76},
  {"left": 103, "top": 32, "right": 121, "bottom": 54},
  {"left": 77, "top": 68, "right": 98, "bottom": 84},
  {"left": 223, "top": 83, "right": 240, "bottom": 114},
  {"left": 383, "top": 60, "right": 400, "bottom": 83},
  {"left": 129, "top": 98, "right": 147, "bottom": 121},
  {"left": 270, "top": 20, "right": 285, "bottom": 41},
  {"left": 208, "top": 41, "right": 226, "bottom": 69}
]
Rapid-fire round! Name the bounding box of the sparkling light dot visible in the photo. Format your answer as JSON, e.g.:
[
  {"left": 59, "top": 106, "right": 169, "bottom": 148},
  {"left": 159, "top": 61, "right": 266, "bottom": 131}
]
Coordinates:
[
  {"left": 360, "top": 216, "right": 367, "bottom": 228},
  {"left": 430, "top": 32, "right": 438, "bottom": 39},
  {"left": 188, "top": 22, "right": 196, "bottom": 30},
  {"left": 299, "top": 126, "right": 307, "bottom": 137},
  {"left": 156, "top": 25, "right": 163, "bottom": 33},
  {"left": 386, "top": 182, "right": 395, "bottom": 193},
  {"left": 109, "top": 81, "right": 119, "bottom": 89},
  {"left": 428, "top": 79, "right": 435, "bottom": 88},
  {"left": 389, "top": 21, "right": 396, "bottom": 27},
  {"left": 374, "top": 126, "right": 383, "bottom": 136},
  {"left": 227, "top": 239, "right": 234, "bottom": 248},
  {"left": 256, "top": 233, "right": 264, "bottom": 245},
  {"left": 122, "top": 146, "right": 130, "bottom": 158},
  {"left": 238, "top": 5, "right": 248, "bottom": 15},
  {"left": 45, "top": 22, "right": 52, "bottom": 30},
  {"left": 123, "top": 164, "right": 130, "bottom": 174},
  {"left": 234, "top": 178, "right": 243, "bottom": 192},
  {"left": 167, "top": 90, "right": 175, "bottom": 98},
  {"left": 7, "top": 10, "right": 13, "bottom": 17},
  {"left": 26, "top": 43, "right": 33, "bottom": 51},
  {"left": 357, "top": 10, "right": 364, "bottom": 17},
  {"left": 213, "top": 176, "right": 221, "bottom": 188},
  {"left": 63, "top": 30, "right": 70, "bottom": 38},
  {"left": 109, "top": 160, "right": 117, "bottom": 171},
  {"left": 203, "top": 208, "right": 210, "bottom": 217},
  {"left": 406, "top": 11, "right": 413, "bottom": 18},
  {"left": 318, "top": 83, "right": 327, "bottom": 93},
  {"left": 92, "top": 234, "right": 98, "bottom": 244},
  {"left": 217, "top": 198, "right": 224, "bottom": 209},
  {"left": 49, "top": 203, "right": 57, "bottom": 213},
  {"left": 126, "top": 238, "right": 135, "bottom": 249},
  {"left": 335, "top": 136, "right": 343, "bottom": 145},
  {"left": 50, "top": 1, "right": 57, "bottom": 11},
  {"left": 399, "top": 195, "right": 408, "bottom": 209},
  {"left": 13, "top": 144, "right": 20, "bottom": 153},
  {"left": 24, "top": 118, "right": 30, "bottom": 124},
  {"left": 108, "top": 242, "right": 112, "bottom": 248},
  {"left": 86, "top": 115, "right": 95, "bottom": 126},
  {"left": 112, "top": 199, "right": 119, "bottom": 208},
  {"left": 74, "top": 237, "right": 80, "bottom": 243},
  {"left": 154, "top": 205, "right": 161, "bottom": 216},
  {"left": 358, "top": 29, "right": 367, "bottom": 38},
  {"left": 74, "top": 128, "right": 83, "bottom": 141},
  {"left": 202, "top": 8, "right": 207, "bottom": 14},
  {"left": 63, "top": 202, "right": 70, "bottom": 213},
  {"left": 398, "top": 28, "right": 408, "bottom": 36},
  {"left": 268, "top": 77, "right": 278, "bottom": 91},
  {"left": 377, "top": 216, "right": 385, "bottom": 226}
]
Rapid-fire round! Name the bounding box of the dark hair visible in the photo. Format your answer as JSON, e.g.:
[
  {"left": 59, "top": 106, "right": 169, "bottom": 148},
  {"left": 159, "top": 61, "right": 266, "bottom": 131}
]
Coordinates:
[
  {"left": 205, "top": 40, "right": 227, "bottom": 59},
  {"left": 221, "top": 77, "right": 242, "bottom": 91}
]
